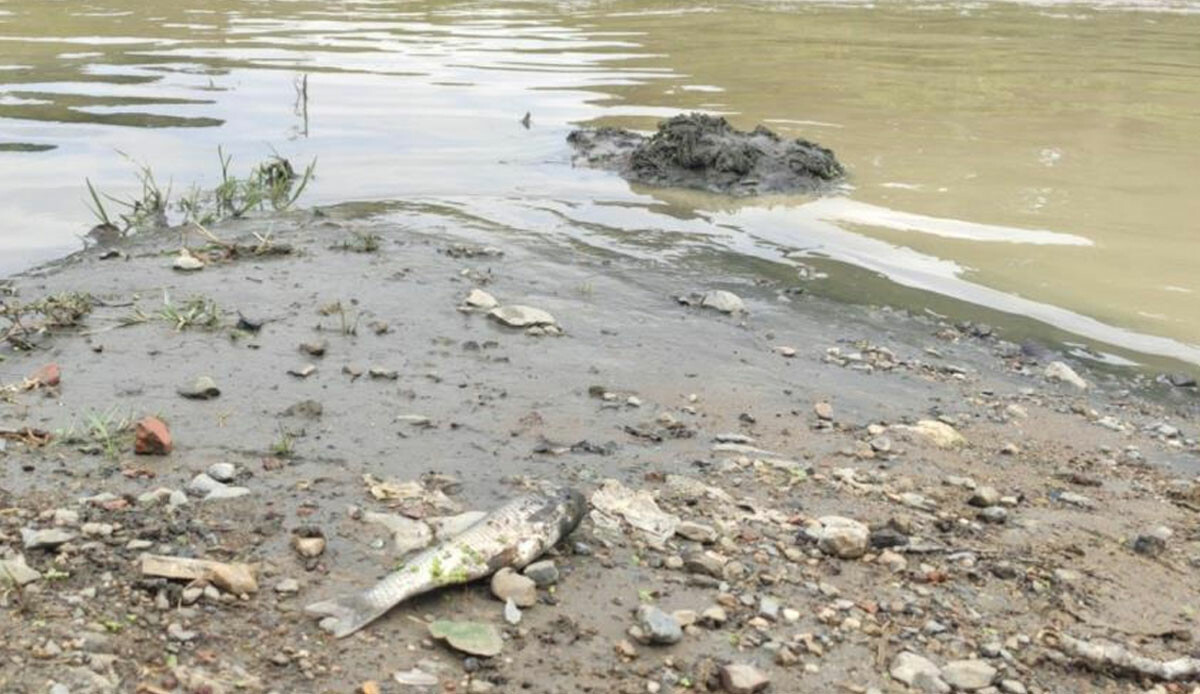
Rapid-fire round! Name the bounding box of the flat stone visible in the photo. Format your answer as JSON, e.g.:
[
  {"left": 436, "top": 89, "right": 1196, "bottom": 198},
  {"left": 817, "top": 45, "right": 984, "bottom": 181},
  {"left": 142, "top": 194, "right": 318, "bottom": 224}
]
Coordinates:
[
  {"left": 676, "top": 521, "right": 717, "bottom": 543},
  {"left": 275, "top": 578, "right": 300, "bottom": 594},
  {"left": 186, "top": 473, "right": 223, "bottom": 496},
  {"left": 490, "top": 567, "right": 537, "bottom": 607},
  {"left": 428, "top": 620, "right": 503, "bottom": 657},
  {"left": 890, "top": 652, "right": 948, "bottom": 693},
  {"left": 206, "top": 485, "right": 251, "bottom": 501},
  {"left": 719, "top": 663, "right": 769, "bottom": 693},
  {"left": 522, "top": 560, "right": 559, "bottom": 587},
  {"left": 489, "top": 305, "right": 556, "bottom": 328},
  {"left": 0, "top": 553, "right": 42, "bottom": 585},
  {"left": 700, "top": 290, "right": 746, "bottom": 314},
  {"left": 288, "top": 363, "right": 317, "bottom": 378},
  {"left": 1045, "top": 361, "right": 1088, "bottom": 390},
  {"left": 898, "top": 420, "right": 966, "bottom": 449},
  {"left": 814, "top": 402, "right": 834, "bottom": 420},
  {"left": 941, "top": 660, "right": 997, "bottom": 690},
  {"left": 21, "top": 528, "right": 77, "bottom": 550},
  {"left": 636, "top": 605, "right": 682, "bottom": 645}
]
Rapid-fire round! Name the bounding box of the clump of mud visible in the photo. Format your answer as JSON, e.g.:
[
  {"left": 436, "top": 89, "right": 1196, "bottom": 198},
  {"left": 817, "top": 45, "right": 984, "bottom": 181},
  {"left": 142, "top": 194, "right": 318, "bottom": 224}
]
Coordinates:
[{"left": 568, "top": 113, "right": 844, "bottom": 196}]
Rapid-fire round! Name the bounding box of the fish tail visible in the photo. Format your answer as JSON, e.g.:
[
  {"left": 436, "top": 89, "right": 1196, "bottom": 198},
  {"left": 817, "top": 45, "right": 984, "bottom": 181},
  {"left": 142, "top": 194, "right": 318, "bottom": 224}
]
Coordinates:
[{"left": 304, "top": 593, "right": 388, "bottom": 638}]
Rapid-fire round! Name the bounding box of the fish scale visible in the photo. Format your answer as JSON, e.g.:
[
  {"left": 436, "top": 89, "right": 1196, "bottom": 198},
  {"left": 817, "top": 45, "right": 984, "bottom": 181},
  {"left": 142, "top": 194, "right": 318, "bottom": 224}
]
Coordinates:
[{"left": 306, "top": 486, "right": 585, "bottom": 638}]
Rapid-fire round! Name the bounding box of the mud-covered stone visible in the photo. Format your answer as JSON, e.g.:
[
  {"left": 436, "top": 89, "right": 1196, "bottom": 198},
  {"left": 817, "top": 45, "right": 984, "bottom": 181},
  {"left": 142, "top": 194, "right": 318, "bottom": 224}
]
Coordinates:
[{"left": 568, "top": 113, "right": 844, "bottom": 196}]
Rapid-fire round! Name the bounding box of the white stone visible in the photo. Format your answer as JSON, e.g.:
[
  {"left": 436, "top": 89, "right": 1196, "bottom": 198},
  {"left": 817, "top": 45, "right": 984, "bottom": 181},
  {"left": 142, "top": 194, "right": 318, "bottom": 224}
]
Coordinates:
[
  {"left": 489, "top": 305, "right": 556, "bottom": 327},
  {"left": 1045, "top": 361, "right": 1088, "bottom": 390},
  {"left": 812, "top": 516, "right": 869, "bottom": 559},
  {"left": 890, "top": 652, "right": 948, "bottom": 693},
  {"left": 940, "top": 660, "right": 997, "bottom": 690},
  {"left": 700, "top": 290, "right": 746, "bottom": 314},
  {"left": 463, "top": 289, "right": 498, "bottom": 310}
]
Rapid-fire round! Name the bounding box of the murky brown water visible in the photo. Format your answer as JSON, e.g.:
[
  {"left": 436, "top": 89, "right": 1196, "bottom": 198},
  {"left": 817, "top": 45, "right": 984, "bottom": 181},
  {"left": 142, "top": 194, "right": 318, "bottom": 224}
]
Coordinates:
[{"left": 1, "top": 0, "right": 1198, "bottom": 367}]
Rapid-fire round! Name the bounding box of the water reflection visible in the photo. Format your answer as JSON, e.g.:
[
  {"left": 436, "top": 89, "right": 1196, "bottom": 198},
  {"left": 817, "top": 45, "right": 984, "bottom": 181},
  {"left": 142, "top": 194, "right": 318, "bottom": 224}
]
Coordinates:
[{"left": 0, "top": 0, "right": 1198, "bottom": 370}]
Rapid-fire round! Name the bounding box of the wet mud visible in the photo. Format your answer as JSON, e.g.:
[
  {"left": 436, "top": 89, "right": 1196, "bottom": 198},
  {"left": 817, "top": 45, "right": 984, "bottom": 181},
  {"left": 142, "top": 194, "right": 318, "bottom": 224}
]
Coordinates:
[
  {"left": 0, "top": 203, "right": 1198, "bottom": 694},
  {"left": 568, "top": 113, "right": 845, "bottom": 196}
]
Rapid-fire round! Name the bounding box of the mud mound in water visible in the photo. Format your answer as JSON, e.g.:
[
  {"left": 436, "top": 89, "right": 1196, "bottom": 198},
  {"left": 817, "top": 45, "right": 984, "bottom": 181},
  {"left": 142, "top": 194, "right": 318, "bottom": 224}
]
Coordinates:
[{"left": 568, "top": 113, "right": 844, "bottom": 196}]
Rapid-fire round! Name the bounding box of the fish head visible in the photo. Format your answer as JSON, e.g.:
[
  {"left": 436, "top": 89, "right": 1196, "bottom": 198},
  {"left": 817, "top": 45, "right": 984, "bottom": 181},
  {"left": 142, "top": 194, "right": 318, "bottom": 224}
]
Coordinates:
[{"left": 537, "top": 485, "right": 586, "bottom": 537}]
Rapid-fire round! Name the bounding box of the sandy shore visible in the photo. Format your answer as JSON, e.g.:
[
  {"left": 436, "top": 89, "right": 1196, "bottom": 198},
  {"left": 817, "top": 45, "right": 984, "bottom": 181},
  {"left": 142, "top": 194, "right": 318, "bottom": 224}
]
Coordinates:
[{"left": 1, "top": 203, "right": 1199, "bottom": 693}]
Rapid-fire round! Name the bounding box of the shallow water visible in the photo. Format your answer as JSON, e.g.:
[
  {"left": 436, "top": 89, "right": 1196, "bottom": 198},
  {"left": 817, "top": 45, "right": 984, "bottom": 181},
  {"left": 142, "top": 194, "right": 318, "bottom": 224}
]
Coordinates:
[{"left": 1, "top": 0, "right": 1198, "bottom": 368}]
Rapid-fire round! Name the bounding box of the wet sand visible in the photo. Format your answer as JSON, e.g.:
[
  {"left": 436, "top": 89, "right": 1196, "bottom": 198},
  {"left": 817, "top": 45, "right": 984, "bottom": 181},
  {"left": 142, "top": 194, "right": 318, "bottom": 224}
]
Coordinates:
[{"left": 1, "top": 205, "right": 1199, "bottom": 693}]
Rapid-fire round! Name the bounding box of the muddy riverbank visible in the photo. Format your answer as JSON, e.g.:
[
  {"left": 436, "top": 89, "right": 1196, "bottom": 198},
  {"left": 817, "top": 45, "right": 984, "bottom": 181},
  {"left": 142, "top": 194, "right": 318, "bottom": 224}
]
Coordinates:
[{"left": 1, "top": 204, "right": 1199, "bottom": 693}]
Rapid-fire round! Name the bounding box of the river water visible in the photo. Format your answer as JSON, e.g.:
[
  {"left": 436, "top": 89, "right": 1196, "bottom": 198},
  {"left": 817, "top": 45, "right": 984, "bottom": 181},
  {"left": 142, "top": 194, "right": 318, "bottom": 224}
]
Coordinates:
[{"left": 1, "top": 0, "right": 1198, "bottom": 370}]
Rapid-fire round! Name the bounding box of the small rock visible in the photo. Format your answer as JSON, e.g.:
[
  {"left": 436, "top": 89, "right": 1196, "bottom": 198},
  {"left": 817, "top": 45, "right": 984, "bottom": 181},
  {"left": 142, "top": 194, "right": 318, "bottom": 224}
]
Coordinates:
[
  {"left": 898, "top": 420, "right": 966, "bottom": 449},
  {"left": 275, "top": 578, "right": 300, "bottom": 594},
  {"left": 177, "top": 376, "right": 220, "bottom": 400},
  {"left": 1057, "top": 491, "right": 1095, "bottom": 509},
  {"left": 236, "top": 314, "right": 264, "bottom": 332},
  {"left": 719, "top": 663, "right": 769, "bottom": 694},
  {"left": 940, "top": 660, "right": 997, "bottom": 690},
  {"left": 134, "top": 416, "right": 172, "bottom": 455},
  {"left": 775, "top": 346, "right": 796, "bottom": 358},
  {"left": 814, "top": 402, "right": 834, "bottom": 420},
  {"left": 999, "top": 680, "right": 1027, "bottom": 694},
  {"left": 683, "top": 550, "right": 726, "bottom": 577},
  {"left": 700, "top": 290, "right": 746, "bottom": 314},
  {"left": 890, "top": 652, "right": 948, "bottom": 693},
  {"left": 173, "top": 253, "right": 204, "bottom": 271},
  {"left": 1132, "top": 532, "right": 1167, "bottom": 556},
  {"left": 701, "top": 605, "right": 728, "bottom": 627},
  {"left": 292, "top": 532, "right": 326, "bottom": 559},
  {"left": 636, "top": 605, "right": 682, "bottom": 645},
  {"left": 206, "top": 462, "right": 237, "bottom": 483},
  {"left": 21, "top": 528, "right": 77, "bottom": 550},
  {"left": 299, "top": 339, "right": 328, "bottom": 357},
  {"left": 464, "top": 288, "right": 499, "bottom": 310},
  {"left": 676, "top": 521, "right": 717, "bottom": 543},
  {"left": 504, "top": 597, "right": 522, "bottom": 625},
  {"left": 522, "top": 560, "right": 559, "bottom": 587},
  {"left": 489, "top": 305, "right": 556, "bottom": 328},
  {"left": 0, "top": 553, "right": 42, "bottom": 585},
  {"left": 288, "top": 363, "right": 317, "bottom": 378},
  {"left": 1045, "top": 361, "right": 1088, "bottom": 390},
  {"left": 28, "top": 363, "right": 60, "bottom": 387},
  {"left": 491, "top": 567, "right": 537, "bottom": 607},
  {"left": 758, "top": 596, "right": 780, "bottom": 621},
  {"left": 167, "top": 622, "right": 197, "bottom": 642},
  {"left": 968, "top": 486, "right": 1001, "bottom": 508},
  {"left": 978, "top": 507, "right": 1008, "bottom": 524},
  {"left": 812, "top": 516, "right": 869, "bottom": 559}
]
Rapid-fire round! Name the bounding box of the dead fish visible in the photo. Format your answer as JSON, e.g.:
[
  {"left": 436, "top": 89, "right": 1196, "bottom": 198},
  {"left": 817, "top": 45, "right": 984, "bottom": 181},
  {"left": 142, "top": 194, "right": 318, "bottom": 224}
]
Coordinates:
[{"left": 306, "top": 485, "right": 585, "bottom": 638}]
